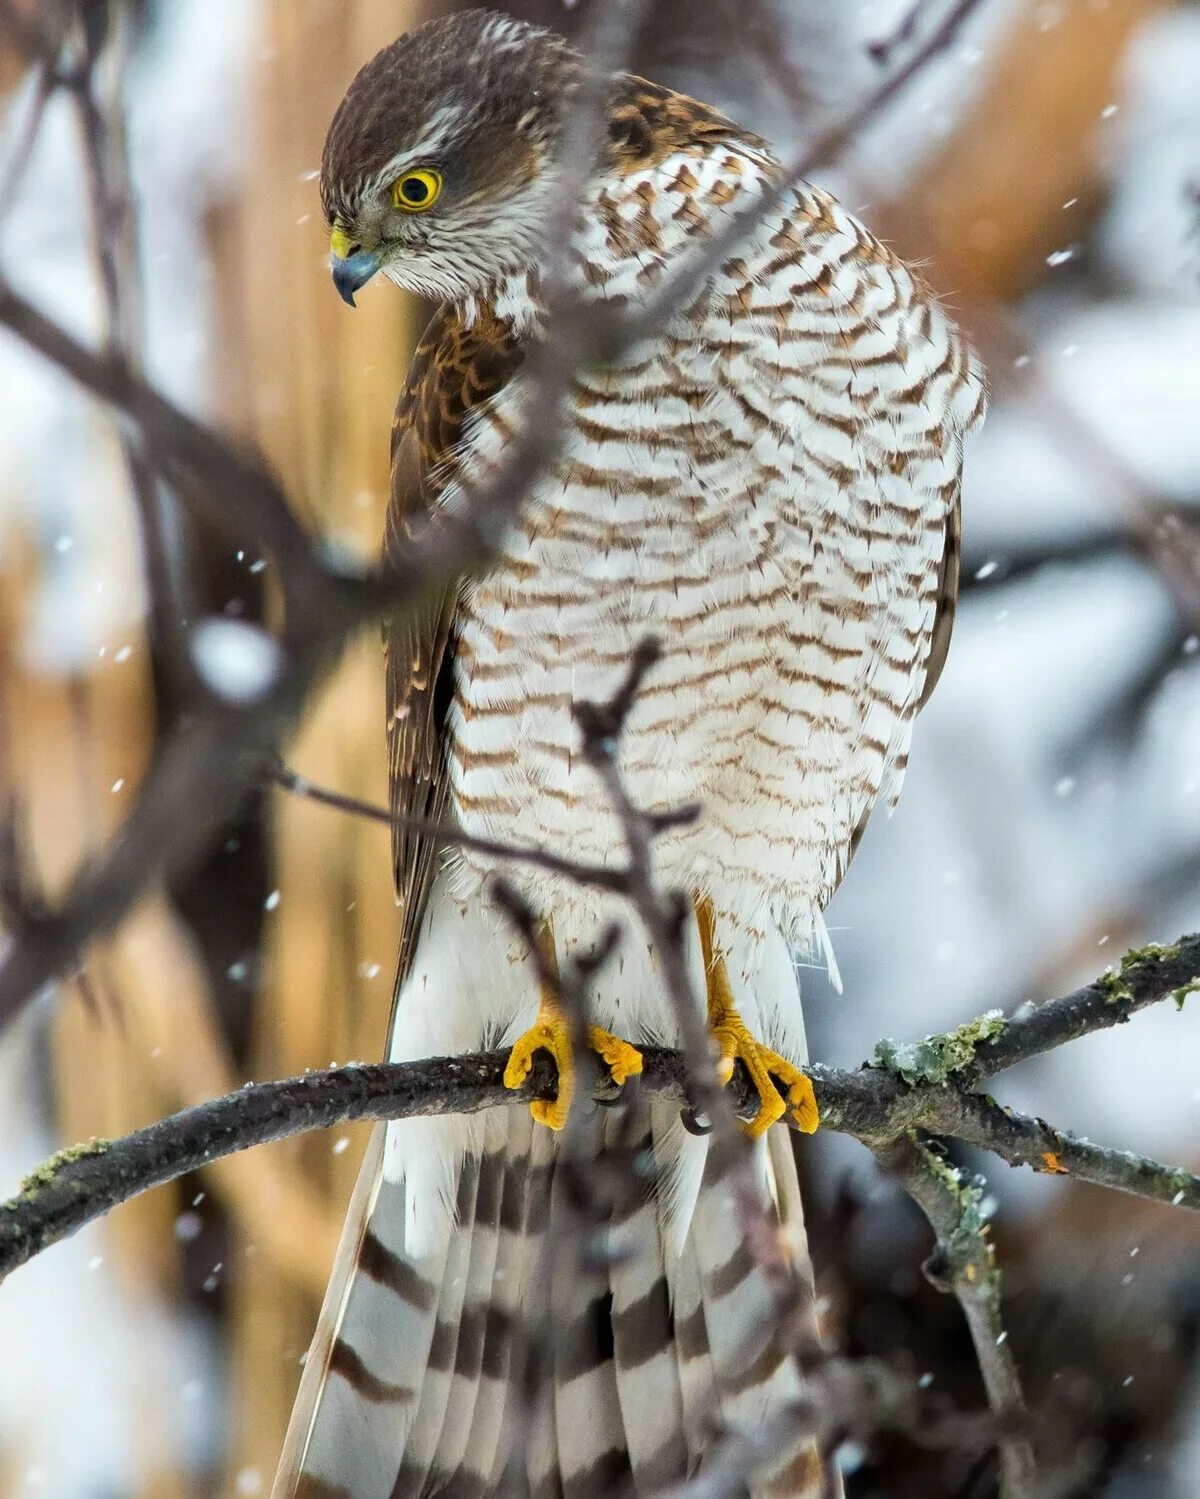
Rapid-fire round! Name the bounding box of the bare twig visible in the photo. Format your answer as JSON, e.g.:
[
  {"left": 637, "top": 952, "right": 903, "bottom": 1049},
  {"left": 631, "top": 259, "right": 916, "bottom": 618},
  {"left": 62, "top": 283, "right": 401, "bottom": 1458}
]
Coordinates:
[
  {"left": 267, "top": 766, "right": 1200, "bottom": 1220},
  {"left": 268, "top": 761, "right": 696, "bottom": 895},
  {"left": 66, "top": 0, "right": 194, "bottom": 690},
  {"left": 573, "top": 641, "right": 805, "bottom": 1309},
  {"left": 0, "top": 0, "right": 661, "bottom": 1038},
  {"left": 5, "top": 922, "right": 1196, "bottom": 1285},
  {"left": 1, "top": 5, "right": 1191, "bottom": 1488},
  {"left": 0, "top": 54, "right": 53, "bottom": 222},
  {"left": 598, "top": 0, "right": 986, "bottom": 358},
  {"left": 572, "top": 640, "right": 727, "bottom": 1128},
  {"left": 881, "top": 1135, "right": 1036, "bottom": 1499},
  {"left": 0, "top": 0, "right": 990, "bottom": 1054},
  {"left": 932, "top": 1090, "right": 1200, "bottom": 1211},
  {"left": 973, "top": 936, "right": 1200, "bottom": 1076}
]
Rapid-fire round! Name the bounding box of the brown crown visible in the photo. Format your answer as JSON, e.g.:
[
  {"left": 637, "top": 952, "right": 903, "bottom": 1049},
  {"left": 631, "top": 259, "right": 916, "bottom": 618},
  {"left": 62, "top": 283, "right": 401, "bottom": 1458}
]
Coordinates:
[{"left": 320, "top": 9, "right": 580, "bottom": 224}]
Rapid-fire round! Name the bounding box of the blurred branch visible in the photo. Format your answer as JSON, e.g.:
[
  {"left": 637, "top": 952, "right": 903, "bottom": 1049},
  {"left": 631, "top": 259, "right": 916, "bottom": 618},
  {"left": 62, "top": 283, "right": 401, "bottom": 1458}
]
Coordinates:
[
  {"left": 1059, "top": 621, "right": 1194, "bottom": 766},
  {"left": 274, "top": 757, "right": 1200, "bottom": 1097},
  {"left": 0, "top": 0, "right": 990, "bottom": 1043},
  {"left": 896, "top": 0, "right": 1169, "bottom": 302},
  {"left": 958, "top": 530, "right": 1140, "bottom": 594},
  {"left": 270, "top": 750, "right": 1200, "bottom": 1222},
  {"left": 66, "top": 0, "right": 194, "bottom": 692},
  {"left": 2, "top": 3, "right": 1191, "bottom": 1486},
  {"left": 0, "top": 51, "right": 52, "bottom": 220},
  {"left": 603, "top": 0, "right": 985, "bottom": 354},
  {"left": 0, "top": 25, "right": 623, "bottom": 1027},
  {"left": 268, "top": 760, "right": 697, "bottom": 895}
]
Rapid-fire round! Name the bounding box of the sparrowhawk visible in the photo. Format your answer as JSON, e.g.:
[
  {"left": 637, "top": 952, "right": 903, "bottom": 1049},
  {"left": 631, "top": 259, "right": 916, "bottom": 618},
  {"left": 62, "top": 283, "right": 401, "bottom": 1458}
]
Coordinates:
[{"left": 273, "top": 11, "right": 984, "bottom": 1498}]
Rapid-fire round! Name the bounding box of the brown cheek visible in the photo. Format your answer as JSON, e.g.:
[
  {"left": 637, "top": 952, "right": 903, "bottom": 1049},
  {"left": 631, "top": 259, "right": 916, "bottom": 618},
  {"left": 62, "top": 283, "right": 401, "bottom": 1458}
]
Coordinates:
[{"left": 460, "top": 133, "right": 541, "bottom": 198}]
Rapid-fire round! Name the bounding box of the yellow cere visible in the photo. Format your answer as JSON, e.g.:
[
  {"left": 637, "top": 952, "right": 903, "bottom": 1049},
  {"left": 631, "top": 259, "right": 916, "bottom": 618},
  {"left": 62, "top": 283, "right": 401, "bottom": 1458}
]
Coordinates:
[
  {"left": 393, "top": 167, "right": 442, "bottom": 212},
  {"left": 329, "top": 225, "right": 354, "bottom": 260}
]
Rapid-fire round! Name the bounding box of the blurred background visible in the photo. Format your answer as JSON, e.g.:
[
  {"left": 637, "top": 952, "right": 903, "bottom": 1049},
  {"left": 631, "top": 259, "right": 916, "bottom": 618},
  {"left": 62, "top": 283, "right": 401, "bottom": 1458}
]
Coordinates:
[{"left": 1, "top": 0, "right": 1198, "bottom": 1495}]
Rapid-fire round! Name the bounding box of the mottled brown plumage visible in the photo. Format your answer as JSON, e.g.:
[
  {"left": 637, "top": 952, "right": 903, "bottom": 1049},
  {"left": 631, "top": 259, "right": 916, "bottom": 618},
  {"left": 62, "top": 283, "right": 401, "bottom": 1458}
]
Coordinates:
[{"left": 384, "top": 307, "right": 523, "bottom": 983}]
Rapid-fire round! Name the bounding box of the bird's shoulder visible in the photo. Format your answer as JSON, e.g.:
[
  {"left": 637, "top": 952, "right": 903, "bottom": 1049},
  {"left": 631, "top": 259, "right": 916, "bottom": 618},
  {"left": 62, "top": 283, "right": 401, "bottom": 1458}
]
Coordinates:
[
  {"left": 604, "top": 73, "right": 772, "bottom": 175},
  {"left": 389, "top": 302, "right": 524, "bottom": 526}
]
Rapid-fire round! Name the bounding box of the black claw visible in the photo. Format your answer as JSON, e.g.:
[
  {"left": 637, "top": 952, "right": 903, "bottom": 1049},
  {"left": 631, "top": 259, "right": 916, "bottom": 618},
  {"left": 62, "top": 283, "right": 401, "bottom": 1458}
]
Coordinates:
[{"left": 595, "top": 1067, "right": 639, "bottom": 1108}]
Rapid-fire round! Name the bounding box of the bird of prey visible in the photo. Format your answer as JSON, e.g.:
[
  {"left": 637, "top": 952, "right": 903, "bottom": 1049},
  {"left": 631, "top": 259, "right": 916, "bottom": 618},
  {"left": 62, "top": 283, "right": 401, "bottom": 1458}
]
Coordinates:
[{"left": 273, "top": 10, "right": 984, "bottom": 1498}]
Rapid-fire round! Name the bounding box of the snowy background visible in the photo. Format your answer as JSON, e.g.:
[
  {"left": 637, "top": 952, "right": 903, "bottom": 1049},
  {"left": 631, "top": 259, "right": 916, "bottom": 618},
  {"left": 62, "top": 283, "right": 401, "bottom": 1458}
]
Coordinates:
[{"left": 1, "top": 1, "right": 1198, "bottom": 1495}]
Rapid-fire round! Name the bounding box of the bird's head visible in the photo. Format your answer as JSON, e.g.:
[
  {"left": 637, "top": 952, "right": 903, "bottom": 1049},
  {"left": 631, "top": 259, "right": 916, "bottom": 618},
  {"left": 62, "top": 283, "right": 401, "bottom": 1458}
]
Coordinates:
[{"left": 320, "top": 10, "right": 580, "bottom": 308}]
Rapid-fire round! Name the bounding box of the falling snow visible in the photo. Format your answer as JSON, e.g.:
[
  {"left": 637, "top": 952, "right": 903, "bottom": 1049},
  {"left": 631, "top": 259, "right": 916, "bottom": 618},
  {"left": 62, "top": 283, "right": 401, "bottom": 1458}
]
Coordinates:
[{"left": 190, "top": 618, "right": 282, "bottom": 703}]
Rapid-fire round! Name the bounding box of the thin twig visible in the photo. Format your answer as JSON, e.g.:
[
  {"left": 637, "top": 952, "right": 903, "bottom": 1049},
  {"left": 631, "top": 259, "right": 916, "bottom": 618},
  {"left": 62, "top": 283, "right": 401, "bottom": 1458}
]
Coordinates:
[
  {"left": 974, "top": 936, "right": 1200, "bottom": 1076},
  {"left": 268, "top": 761, "right": 695, "bottom": 895},
  {"left": 7, "top": 927, "right": 1197, "bottom": 1283},
  {"left": 596, "top": 0, "right": 986, "bottom": 358},
  {"left": 66, "top": 0, "right": 194, "bottom": 693},
  {"left": 0, "top": 0, "right": 990, "bottom": 1050},
  {"left": 932, "top": 1090, "right": 1200, "bottom": 1210},
  {"left": 572, "top": 641, "right": 727, "bottom": 1129},
  {"left": 881, "top": 1135, "right": 1037, "bottom": 1499},
  {"left": 573, "top": 641, "right": 804, "bottom": 1308},
  {"left": 0, "top": 54, "right": 53, "bottom": 222}
]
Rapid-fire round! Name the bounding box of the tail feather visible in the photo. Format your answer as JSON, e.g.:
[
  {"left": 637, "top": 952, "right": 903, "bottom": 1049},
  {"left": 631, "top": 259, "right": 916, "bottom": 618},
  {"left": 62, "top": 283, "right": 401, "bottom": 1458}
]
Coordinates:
[
  {"left": 276, "top": 1097, "right": 835, "bottom": 1499},
  {"left": 280, "top": 1127, "right": 451, "bottom": 1499},
  {"left": 609, "top": 1107, "right": 691, "bottom": 1488},
  {"left": 392, "top": 1152, "right": 483, "bottom": 1499},
  {"left": 546, "top": 1124, "right": 630, "bottom": 1499},
  {"left": 455, "top": 1117, "right": 534, "bottom": 1483},
  {"left": 667, "top": 1234, "right": 721, "bottom": 1468}
]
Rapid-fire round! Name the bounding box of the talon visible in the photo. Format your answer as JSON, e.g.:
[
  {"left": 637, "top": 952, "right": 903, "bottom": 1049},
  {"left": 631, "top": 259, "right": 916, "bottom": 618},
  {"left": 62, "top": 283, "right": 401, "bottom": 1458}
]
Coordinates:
[
  {"left": 503, "top": 916, "right": 643, "bottom": 1131},
  {"left": 589, "top": 1026, "right": 643, "bottom": 1086},
  {"left": 504, "top": 1015, "right": 574, "bottom": 1130},
  {"left": 503, "top": 1017, "right": 644, "bottom": 1130},
  {"left": 696, "top": 894, "right": 821, "bottom": 1139}
]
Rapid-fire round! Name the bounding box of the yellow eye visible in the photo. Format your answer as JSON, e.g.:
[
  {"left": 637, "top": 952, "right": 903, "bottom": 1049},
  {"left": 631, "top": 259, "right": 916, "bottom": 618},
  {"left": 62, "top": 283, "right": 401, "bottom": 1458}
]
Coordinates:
[{"left": 393, "top": 168, "right": 442, "bottom": 212}]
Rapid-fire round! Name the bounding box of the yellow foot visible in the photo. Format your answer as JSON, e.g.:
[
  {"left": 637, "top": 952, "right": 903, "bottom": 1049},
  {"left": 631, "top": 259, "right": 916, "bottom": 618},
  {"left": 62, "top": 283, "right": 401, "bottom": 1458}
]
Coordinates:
[
  {"left": 709, "top": 1004, "right": 819, "bottom": 1140},
  {"left": 695, "top": 893, "right": 819, "bottom": 1140},
  {"left": 503, "top": 1013, "right": 643, "bottom": 1131}
]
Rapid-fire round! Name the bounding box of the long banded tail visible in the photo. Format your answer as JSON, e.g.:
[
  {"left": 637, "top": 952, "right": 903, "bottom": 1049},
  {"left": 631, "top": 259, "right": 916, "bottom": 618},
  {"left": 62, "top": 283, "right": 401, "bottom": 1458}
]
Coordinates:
[{"left": 273, "top": 1098, "right": 838, "bottom": 1499}]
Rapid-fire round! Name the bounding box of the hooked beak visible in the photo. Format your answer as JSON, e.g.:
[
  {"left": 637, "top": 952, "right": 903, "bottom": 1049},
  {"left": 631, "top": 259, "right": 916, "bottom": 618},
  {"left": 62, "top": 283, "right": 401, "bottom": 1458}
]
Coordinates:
[
  {"left": 329, "top": 225, "right": 380, "bottom": 307},
  {"left": 330, "top": 247, "right": 381, "bottom": 308}
]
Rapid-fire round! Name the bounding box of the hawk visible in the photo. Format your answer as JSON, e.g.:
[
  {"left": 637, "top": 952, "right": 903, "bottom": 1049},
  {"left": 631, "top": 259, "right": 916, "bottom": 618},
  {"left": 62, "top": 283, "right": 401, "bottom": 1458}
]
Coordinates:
[{"left": 274, "top": 10, "right": 984, "bottom": 1498}]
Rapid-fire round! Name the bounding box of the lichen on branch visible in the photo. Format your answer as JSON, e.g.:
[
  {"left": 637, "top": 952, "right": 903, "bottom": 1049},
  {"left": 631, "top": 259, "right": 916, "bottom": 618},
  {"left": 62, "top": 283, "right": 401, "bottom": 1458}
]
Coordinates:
[{"left": 874, "top": 1010, "right": 1007, "bottom": 1086}]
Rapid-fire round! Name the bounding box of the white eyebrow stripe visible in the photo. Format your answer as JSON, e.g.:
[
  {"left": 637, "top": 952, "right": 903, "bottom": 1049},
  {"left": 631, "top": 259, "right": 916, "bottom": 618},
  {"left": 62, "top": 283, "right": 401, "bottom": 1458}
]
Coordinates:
[{"left": 363, "top": 106, "right": 468, "bottom": 196}]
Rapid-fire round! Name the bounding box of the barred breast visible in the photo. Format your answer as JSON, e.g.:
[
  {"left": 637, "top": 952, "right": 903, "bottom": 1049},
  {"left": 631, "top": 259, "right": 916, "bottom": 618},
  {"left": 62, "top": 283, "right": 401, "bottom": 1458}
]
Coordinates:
[{"left": 445, "top": 142, "right": 984, "bottom": 958}]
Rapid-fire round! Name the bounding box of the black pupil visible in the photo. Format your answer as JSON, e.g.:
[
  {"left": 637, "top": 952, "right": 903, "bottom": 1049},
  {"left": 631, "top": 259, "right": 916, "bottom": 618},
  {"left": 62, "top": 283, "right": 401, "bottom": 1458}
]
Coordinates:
[{"left": 402, "top": 177, "right": 429, "bottom": 204}]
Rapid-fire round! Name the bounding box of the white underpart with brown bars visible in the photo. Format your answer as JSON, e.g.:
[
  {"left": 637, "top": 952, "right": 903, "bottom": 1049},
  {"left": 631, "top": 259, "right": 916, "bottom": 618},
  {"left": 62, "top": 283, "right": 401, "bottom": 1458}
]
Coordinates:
[{"left": 383, "top": 137, "right": 985, "bottom": 1256}]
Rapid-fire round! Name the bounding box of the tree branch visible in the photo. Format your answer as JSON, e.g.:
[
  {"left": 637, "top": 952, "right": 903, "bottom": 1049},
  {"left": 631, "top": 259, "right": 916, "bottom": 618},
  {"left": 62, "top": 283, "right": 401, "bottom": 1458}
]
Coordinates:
[
  {"left": 5, "top": 942, "right": 1198, "bottom": 1283},
  {"left": 880, "top": 1134, "right": 1036, "bottom": 1499},
  {"left": 974, "top": 938, "right": 1200, "bottom": 1075},
  {"left": 931, "top": 1090, "right": 1200, "bottom": 1210}
]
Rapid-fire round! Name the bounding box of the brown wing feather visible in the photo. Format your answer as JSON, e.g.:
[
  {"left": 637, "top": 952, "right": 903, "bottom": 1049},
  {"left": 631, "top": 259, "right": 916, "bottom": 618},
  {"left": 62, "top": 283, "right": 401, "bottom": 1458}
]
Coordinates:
[
  {"left": 384, "top": 305, "right": 524, "bottom": 986},
  {"left": 919, "top": 485, "right": 961, "bottom": 711},
  {"left": 834, "top": 475, "right": 962, "bottom": 890}
]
